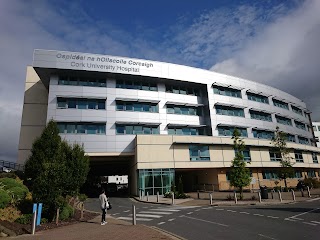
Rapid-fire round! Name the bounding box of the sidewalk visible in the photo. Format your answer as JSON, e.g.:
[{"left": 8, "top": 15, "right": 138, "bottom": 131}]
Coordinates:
[{"left": 11, "top": 215, "right": 182, "bottom": 240}]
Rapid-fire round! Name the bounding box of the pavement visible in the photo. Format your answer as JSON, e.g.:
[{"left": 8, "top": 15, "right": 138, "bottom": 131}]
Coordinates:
[{"left": 10, "top": 189, "right": 320, "bottom": 240}]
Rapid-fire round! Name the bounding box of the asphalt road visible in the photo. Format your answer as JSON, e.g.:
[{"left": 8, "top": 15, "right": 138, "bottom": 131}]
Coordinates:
[{"left": 85, "top": 196, "right": 320, "bottom": 240}]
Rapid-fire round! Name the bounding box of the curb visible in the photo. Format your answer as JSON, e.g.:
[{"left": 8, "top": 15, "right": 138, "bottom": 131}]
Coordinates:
[
  {"left": 131, "top": 197, "right": 174, "bottom": 205},
  {"left": 149, "top": 226, "right": 187, "bottom": 240}
]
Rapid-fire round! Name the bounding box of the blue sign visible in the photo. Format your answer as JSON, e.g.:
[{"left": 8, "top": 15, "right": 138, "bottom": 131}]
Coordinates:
[{"left": 36, "top": 203, "right": 43, "bottom": 226}]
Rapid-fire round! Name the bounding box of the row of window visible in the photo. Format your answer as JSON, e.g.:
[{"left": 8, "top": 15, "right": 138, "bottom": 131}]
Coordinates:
[
  {"left": 59, "top": 76, "right": 106, "bottom": 87},
  {"left": 116, "top": 80, "right": 158, "bottom": 91},
  {"left": 57, "top": 123, "right": 106, "bottom": 134},
  {"left": 166, "top": 85, "right": 200, "bottom": 96},
  {"left": 218, "top": 126, "right": 248, "bottom": 137},
  {"left": 57, "top": 98, "right": 106, "bottom": 110},
  {"left": 262, "top": 170, "right": 317, "bottom": 179},
  {"left": 167, "top": 105, "right": 201, "bottom": 116},
  {"left": 116, "top": 101, "right": 158, "bottom": 113},
  {"left": 213, "top": 85, "right": 305, "bottom": 116},
  {"left": 116, "top": 125, "right": 160, "bottom": 135},
  {"left": 189, "top": 145, "right": 319, "bottom": 163},
  {"left": 168, "top": 127, "right": 206, "bottom": 136},
  {"left": 216, "top": 105, "right": 307, "bottom": 130}
]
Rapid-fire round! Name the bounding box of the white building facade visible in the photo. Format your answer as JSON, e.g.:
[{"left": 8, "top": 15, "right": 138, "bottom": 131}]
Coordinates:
[
  {"left": 18, "top": 50, "right": 320, "bottom": 195},
  {"left": 312, "top": 122, "right": 320, "bottom": 147}
]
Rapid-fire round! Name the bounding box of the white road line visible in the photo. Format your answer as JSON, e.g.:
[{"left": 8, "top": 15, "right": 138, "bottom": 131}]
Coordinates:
[
  {"left": 216, "top": 209, "right": 224, "bottom": 211},
  {"left": 187, "top": 212, "right": 193, "bottom": 215},
  {"left": 307, "top": 197, "right": 320, "bottom": 202},
  {"left": 285, "top": 218, "right": 297, "bottom": 222},
  {"left": 303, "top": 222, "right": 317, "bottom": 226},
  {"left": 202, "top": 207, "right": 213, "bottom": 210},
  {"left": 289, "top": 208, "right": 320, "bottom": 219},
  {"left": 158, "top": 222, "right": 166, "bottom": 225},
  {"left": 123, "top": 210, "right": 130, "bottom": 212},
  {"left": 291, "top": 217, "right": 304, "bottom": 220},
  {"left": 168, "top": 218, "right": 175, "bottom": 222},
  {"left": 311, "top": 221, "right": 320, "bottom": 224},
  {"left": 135, "top": 214, "right": 162, "bottom": 218},
  {"left": 195, "top": 209, "right": 201, "bottom": 211},
  {"left": 267, "top": 216, "right": 279, "bottom": 219},
  {"left": 117, "top": 217, "right": 152, "bottom": 221},
  {"left": 112, "top": 213, "right": 120, "bottom": 215},
  {"left": 240, "top": 212, "right": 250, "bottom": 215},
  {"left": 183, "top": 216, "right": 229, "bottom": 227},
  {"left": 139, "top": 211, "right": 172, "bottom": 215},
  {"left": 227, "top": 210, "right": 236, "bottom": 213},
  {"left": 258, "top": 234, "right": 278, "bottom": 240},
  {"left": 151, "top": 209, "right": 180, "bottom": 212},
  {"left": 143, "top": 206, "right": 149, "bottom": 208},
  {"left": 254, "top": 214, "right": 264, "bottom": 217}
]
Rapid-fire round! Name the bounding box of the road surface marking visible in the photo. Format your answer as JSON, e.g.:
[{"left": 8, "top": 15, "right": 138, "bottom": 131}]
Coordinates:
[
  {"left": 158, "top": 222, "right": 165, "bottom": 225},
  {"left": 311, "top": 221, "right": 320, "bottom": 224},
  {"left": 187, "top": 212, "right": 193, "bottom": 214},
  {"left": 123, "top": 210, "right": 130, "bottom": 212},
  {"left": 289, "top": 208, "right": 320, "bottom": 219},
  {"left": 303, "top": 222, "right": 317, "bottom": 226},
  {"left": 284, "top": 218, "right": 297, "bottom": 222},
  {"left": 195, "top": 209, "right": 201, "bottom": 211},
  {"left": 290, "top": 217, "right": 303, "bottom": 220},
  {"left": 258, "top": 234, "right": 278, "bottom": 240},
  {"left": 183, "top": 216, "right": 229, "bottom": 227},
  {"left": 112, "top": 213, "right": 120, "bottom": 215},
  {"left": 135, "top": 214, "right": 162, "bottom": 218},
  {"left": 216, "top": 208, "right": 224, "bottom": 210},
  {"left": 168, "top": 218, "right": 175, "bottom": 221},
  {"left": 139, "top": 211, "right": 172, "bottom": 215},
  {"left": 254, "top": 214, "right": 264, "bottom": 217},
  {"left": 267, "top": 216, "right": 279, "bottom": 219},
  {"left": 227, "top": 210, "right": 236, "bottom": 213},
  {"left": 117, "top": 217, "right": 152, "bottom": 221},
  {"left": 307, "top": 197, "right": 320, "bottom": 202},
  {"left": 151, "top": 208, "right": 180, "bottom": 212},
  {"left": 202, "top": 207, "right": 213, "bottom": 210},
  {"left": 240, "top": 212, "right": 250, "bottom": 214}
]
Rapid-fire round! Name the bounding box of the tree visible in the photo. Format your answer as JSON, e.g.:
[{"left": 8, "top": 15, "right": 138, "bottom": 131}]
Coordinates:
[
  {"left": 229, "top": 129, "right": 251, "bottom": 200},
  {"left": 271, "top": 126, "right": 294, "bottom": 190},
  {"left": 24, "top": 120, "right": 90, "bottom": 220}
]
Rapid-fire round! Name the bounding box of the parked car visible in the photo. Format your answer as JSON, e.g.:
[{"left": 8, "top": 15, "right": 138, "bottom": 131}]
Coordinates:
[{"left": 0, "top": 166, "right": 11, "bottom": 173}]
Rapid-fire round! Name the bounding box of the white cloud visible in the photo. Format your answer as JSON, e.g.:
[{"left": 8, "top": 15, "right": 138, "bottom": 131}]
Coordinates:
[{"left": 211, "top": 0, "right": 320, "bottom": 120}]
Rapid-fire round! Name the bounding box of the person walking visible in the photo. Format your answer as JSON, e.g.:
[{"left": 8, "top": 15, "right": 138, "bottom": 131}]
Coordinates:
[{"left": 99, "top": 188, "right": 108, "bottom": 225}]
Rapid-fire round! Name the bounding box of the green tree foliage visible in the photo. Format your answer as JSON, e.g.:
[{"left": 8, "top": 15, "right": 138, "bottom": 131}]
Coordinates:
[
  {"left": 271, "top": 126, "right": 294, "bottom": 190},
  {"left": 229, "top": 129, "right": 251, "bottom": 200},
  {"left": 0, "top": 189, "right": 11, "bottom": 209},
  {"left": 24, "top": 120, "right": 90, "bottom": 220}
]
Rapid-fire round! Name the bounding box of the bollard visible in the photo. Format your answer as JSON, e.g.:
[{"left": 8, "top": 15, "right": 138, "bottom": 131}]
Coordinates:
[
  {"left": 258, "top": 191, "right": 262, "bottom": 203},
  {"left": 31, "top": 209, "right": 37, "bottom": 235},
  {"left": 147, "top": 192, "right": 149, "bottom": 201},
  {"left": 271, "top": 189, "right": 274, "bottom": 199},
  {"left": 291, "top": 189, "right": 296, "bottom": 201},
  {"left": 307, "top": 186, "right": 311, "bottom": 198},
  {"left": 197, "top": 190, "right": 200, "bottom": 199},
  {"left": 172, "top": 192, "right": 175, "bottom": 205},
  {"left": 132, "top": 205, "right": 136, "bottom": 225},
  {"left": 300, "top": 189, "right": 304, "bottom": 197},
  {"left": 278, "top": 190, "right": 282, "bottom": 202},
  {"left": 209, "top": 193, "right": 213, "bottom": 205},
  {"left": 157, "top": 191, "right": 159, "bottom": 203},
  {"left": 204, "top": 184, "right": 206, "bottom": 192},
  {"left": 139, "top": 189, "right": 142, "bottom": 200},
  {"left": 234, "top": 192, "right": 237, "bottom": 204}
]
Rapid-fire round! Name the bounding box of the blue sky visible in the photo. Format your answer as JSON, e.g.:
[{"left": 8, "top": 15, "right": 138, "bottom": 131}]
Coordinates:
[{"left": 0, "top": 0, "right": 320, "bottom": 162}]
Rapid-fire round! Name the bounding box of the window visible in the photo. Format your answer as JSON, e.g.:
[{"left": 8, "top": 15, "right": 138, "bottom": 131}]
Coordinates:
[
  {"left": 273, "top": 99, "right": 289, "bottom": 110},
  {"left": 57, "top": 98, "right": 106, "bottom": 110},
  {"left": 215, "top": 105, "right": 244, "bottom": 117},
  {"left": 234, "top": 148, "right": 251, "bottom": 162},
  {"left": 247, "top": 92, "right": 269, "bottom": 104},
  {"left": 275, "top": 115, "right": 292, "bottom": 126},
  {"left": 312, "top": 152, "right": 318, "bottom": 163},
  {"left": 217, "top": 126, "right": 247, "bottom": 137},
  {"left": 116, "top": 124, "right": 159, "bottom": 135},
  {"left": 166, "top": 85, "right": 199, "bottom": 96},
  {"left": 116, "top": 79, "right": 158, "bottom": 91},
  {"left": 295, "top": 171, "right": 302, "bottom": 178},
  {"left": 262, "top": 170, "right": 278, "bottom": 179},
  {"left": 167, "top": 105, "right": 201, "bottom": 116},
  {"left": 313, "top": 126, "right": 317, "bottom": 131},
  {"left": 189, "top": 145, "right": 210, "bottom": 161},
  {"left": 269, "top": 149, "right": 282, "bottom": 162},
  {"left": 298, "top": 136, "right": 309, "bottom": 145},
  {"left": 307, "top": 170, "right": 316, "bottom": 178},
  {"left": 213, "top": 86, "right": 242, "bottom": 98},
  {"left": 58, "top": 76, "right": 106, "bottom": 87},
  {"left": 250, "top": 110, "right": 272, "bottom": 122},
  {"left": 167, "top": 127, "right": 206, "bottom": 136},
  {"left": 318, "top": 126, "right": 320, "bottom": 131},
  {"left": 116, "top": 101, "right": 158, "bottom": 113},
  {"left": 295, "top": 121, "right": 306, "bottom": 130},
  {"left": 294, "top": 151, "right": 303, "bottom": 163},
  {"left": 252, "top": 129, "right": 274, "bottom": 140},
  {"left": 57, "top": 122, "right": 106, "bottom": 134},
  {"left": 291, "top": 106, "right": 303, "bottom": 115},
  {"left": 286, "top": 134, "right": 296, "bottom": 143}
]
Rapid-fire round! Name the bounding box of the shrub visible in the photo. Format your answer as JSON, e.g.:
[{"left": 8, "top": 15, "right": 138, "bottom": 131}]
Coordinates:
[
  {"left": 0, "top": 178, "right": 29, "bottom": 192},
  {"left": 303, "top": 178, "right": 320, "bottom": 189},
  {"left": 163, "top": 191, "right": 189, "bottom": 199},
  {"left": 0, "top": 172, "right": 17, "bottom": 179},
  {"left": 0, "top": 189, "right": 11, "bottom": 209},
  {"left": 10, "top": 186, "right": 28, "bottom": 201},
  {"left": 226, "top": 194, "right": 233, "bottom": 201},
  {"left": 41, "top": 218, "right": 48, "bottom": 224},
  {"left": 78, "top": 193, "right": 87, "bottom": 202},
  {"left": 59, "top": 205, "right": 74, "bottom": 220},
  {"left": 0, "top": 206, "right": 21, "bottom": 222},
  {"left": 15, "top": 214, "right": 33, "bottom": 224},
  {"left": 18, "top": 198, "right": 33, "bottom": 214}
]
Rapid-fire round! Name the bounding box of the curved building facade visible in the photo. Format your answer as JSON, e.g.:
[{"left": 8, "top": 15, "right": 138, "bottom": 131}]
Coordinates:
[{"left": 18, "top": 50, "right": 320, "bottom": 195}]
